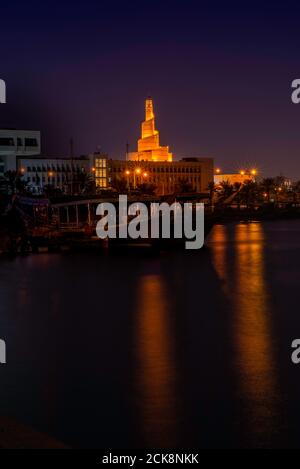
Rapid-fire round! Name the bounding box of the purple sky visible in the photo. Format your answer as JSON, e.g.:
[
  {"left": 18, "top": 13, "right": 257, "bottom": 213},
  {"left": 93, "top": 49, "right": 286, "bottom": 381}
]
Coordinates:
[{"left": 1, "top": 0, "right": 300, "bottom": 178}]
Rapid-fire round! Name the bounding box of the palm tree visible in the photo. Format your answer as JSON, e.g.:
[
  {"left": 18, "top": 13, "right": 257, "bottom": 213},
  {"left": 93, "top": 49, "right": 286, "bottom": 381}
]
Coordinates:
[
  {"left": 207, "top": 181, "right": 217, "bottom": 207},
  {"left": 233, "top": 182, "right": 242, "bottom": 209},
  {"left": 137, "top": 182, "right": 157, "bottom": 195},
  {"left": 240, "top": 180, "right": 259, "bottom": 208},
  {"left": 260, "top": 178, "right": 275, "bottom": 203},
  {"left": 176, "top": 178, "right": 194, "bottom": 194},
  {"left": 219, "top": 180, "right": 234, "bottom": 200},
  {"left": 111, "top": 176, "right": 128, "bottom": 193},
  {"left": 4, "top": 170, "right": 28, "bottom": 195},
  {"left": 291, "top": 181, "right": 300, "bottom": 205},
  {"left": 76, "top": 171, "right": 95, "bottom": 194}
]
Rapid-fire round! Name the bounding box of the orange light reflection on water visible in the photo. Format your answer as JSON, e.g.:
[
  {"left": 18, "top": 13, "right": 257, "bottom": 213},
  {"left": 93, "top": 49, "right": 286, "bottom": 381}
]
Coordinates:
[
  {"left": 134, "top": 273, "right": 178, "bottom": 448},
  {"left": 210, "top": 223, "right": 282, "bottom": 446}
]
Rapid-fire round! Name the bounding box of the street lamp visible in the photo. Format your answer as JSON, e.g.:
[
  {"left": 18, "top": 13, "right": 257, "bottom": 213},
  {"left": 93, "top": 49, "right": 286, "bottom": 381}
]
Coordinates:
[
  {"left": 133, "top": 168, "right": 141, "bottom": 189},
  {"left": 125, "top": 170, "right": 130, "bottom": 191},
  {"left": 48, "top": 171, "right": 54, "bottom": 186}
]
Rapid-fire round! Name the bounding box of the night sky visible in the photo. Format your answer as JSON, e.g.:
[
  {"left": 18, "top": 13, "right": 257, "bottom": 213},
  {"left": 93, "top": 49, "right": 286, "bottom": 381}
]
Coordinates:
[{"left": 1, "top": 0, "right": 300, "bottom": 178}]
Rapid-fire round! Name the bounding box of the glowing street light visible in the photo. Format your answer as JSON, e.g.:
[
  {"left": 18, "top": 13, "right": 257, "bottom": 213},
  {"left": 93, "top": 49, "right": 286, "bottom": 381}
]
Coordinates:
[
  {"left": 132, "top": 168, "right": 141, "bottom": 189},
  {"left": 240, "top": 170, "right": 245, "bottom": 176},
  {"left": 143, "top": 172, "right": 148, "bottom": 178},
  {"left": 215, "top": 168, "right": 221, "bottom": 174},
  {"left": 251, "top": 169, "right": 257, "bottom": 176}
]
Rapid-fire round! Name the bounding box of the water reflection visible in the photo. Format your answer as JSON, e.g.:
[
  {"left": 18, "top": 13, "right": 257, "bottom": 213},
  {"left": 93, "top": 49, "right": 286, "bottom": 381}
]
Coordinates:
[
  {"left": 134, "top": 269, "right": 179, "bottom": 447},
  {"left": 210, "top": 223, "right": 282, "bottom": 447}
]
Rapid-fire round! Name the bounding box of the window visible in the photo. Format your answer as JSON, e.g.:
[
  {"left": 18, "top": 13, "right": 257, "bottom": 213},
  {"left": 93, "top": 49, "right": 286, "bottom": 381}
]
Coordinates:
[
  {"left": 95, "top": 158, "right": 108, "bottom": 189},
  {"left": 17, "top": 138, "right": 23, "bottom": 146},
  {"left": 25, "top": 138, "right": 38, "bottom": 147},
  {"left": 0, "top": 138, "right": 14, "bottom": 146}
]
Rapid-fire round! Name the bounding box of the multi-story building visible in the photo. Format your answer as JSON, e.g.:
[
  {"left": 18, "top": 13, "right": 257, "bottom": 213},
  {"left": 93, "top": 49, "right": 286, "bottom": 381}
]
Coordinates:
[
  {"left": 94, "top": 153, "right": 108, "bottom": 190},
  {"left": 0, "top": 129, "right": 41, "bottom": 176},
  {"left": 92, "top": 97, "right": 214, "bottom": 195},
  {"left": 1, "top": 97, "right": 214, "bottom": 196},
  {"left": 214, "top": 170, "right": 257, "bottom": 186},
  {"left": 17, "top": 156, "right": 93, "bottom": 194},
  {"left": 106, "top": 157, "right": 213, "bottom": 195}
]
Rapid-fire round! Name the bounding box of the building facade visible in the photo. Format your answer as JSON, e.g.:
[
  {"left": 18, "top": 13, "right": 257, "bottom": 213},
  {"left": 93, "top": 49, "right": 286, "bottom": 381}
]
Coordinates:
[
  {"left": 1, "top": 97, "right": 214, "bottom": 197},
  {"left": 0, "top": 129, "right": 41, "bottom": 175},
  {"left": 17, "top": 156, "right": 92, "bottom": 193},
  {"left": 214, "top": 172, "right": 256, "bottom": 186},
  {"left": 92, "top": 97, "right": 214, "bottom": 195},
  {"left": 110, "top": 158, "right": 213, "bottom": 195},
  {"left": 91, "top": 153, "right": 213, "bottom": 195}
]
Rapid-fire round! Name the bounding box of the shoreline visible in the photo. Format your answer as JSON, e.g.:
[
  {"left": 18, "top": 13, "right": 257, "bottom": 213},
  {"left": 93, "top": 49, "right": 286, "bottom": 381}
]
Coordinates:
[{"left": 1, "top": 210, "right": 300, "bottom": 257}]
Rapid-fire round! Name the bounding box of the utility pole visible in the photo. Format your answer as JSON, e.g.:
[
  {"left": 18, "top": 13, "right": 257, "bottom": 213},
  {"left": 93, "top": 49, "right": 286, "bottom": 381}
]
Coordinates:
[{"left": 70, "top": 138, "right": 74, "bottom": 196}]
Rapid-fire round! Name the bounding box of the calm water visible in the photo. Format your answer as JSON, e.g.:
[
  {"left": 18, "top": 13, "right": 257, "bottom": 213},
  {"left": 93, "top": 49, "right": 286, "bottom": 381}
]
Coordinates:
[{"left": 0, "top": 220, "right": 300, "bottom": 448}]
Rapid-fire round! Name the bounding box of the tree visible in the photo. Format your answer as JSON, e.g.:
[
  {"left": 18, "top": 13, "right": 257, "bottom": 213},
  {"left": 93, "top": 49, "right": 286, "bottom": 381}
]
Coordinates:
[
  {"left": 76, "top": 171, "right": 95, "bottom": 194},
  {"left": 207, "top": 181, "right": 217, "bottom": 206},
  {"left": 176, "top": 178, "right": 195, "bottom": 194},
  {"left": 233, "top": 182, "right": 242, "bottom": 208},
  {"left": 291, "top": 181, "right": 300, "bottom": 204},
  {"left": 43, "top": 185, "right": 62, "bottom": 197},
  {"left": 240, "top": 180, "right": 259, "bottom": 208},
  {"left": 137, "top": 182, "right": 157, "bottom": 195},
  {"left": 4, "top": 170, "right": 28, "bottom": 195},
  {"left": 111, "top": 176, "right": 128, "bottom": 193},
  {"left": 260, "top": 178, "right": 275, "bottom": 203},
  {"left": 219, "top": 180, "right": 234, "bottom": 200}
]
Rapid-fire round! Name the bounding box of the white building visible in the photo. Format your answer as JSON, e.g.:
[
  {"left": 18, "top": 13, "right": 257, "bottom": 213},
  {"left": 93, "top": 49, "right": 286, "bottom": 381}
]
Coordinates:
[
  {"left": 17, "top": 156, "right": 92, "bottom": 194},
  {"left": 0, "top": 129, "right": 41, "bottom": 175}
]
